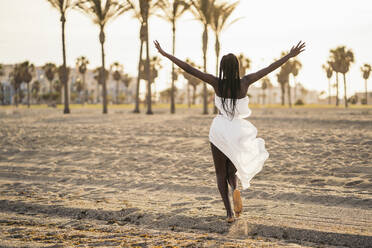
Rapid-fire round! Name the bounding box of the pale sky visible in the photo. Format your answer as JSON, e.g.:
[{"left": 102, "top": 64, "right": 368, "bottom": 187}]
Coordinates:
[{"left": 1, "top": 0, "right": 372, "bottom": 96}]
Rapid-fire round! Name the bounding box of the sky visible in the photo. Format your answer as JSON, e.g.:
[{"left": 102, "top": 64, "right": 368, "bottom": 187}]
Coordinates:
[{"left": 1, "top": 0, "right": 372, "bottom": 97}]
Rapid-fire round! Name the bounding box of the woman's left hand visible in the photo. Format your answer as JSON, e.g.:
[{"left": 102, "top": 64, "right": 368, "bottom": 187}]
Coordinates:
[
  {"left": 289, "top": 41, "right": 306, "bottom": 57},
  {"left": 154, "top": 40, "right": 167, "bottom": 57}
]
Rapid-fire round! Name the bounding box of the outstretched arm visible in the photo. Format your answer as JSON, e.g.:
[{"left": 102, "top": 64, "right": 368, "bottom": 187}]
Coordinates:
[
  {"left": 244, "top": 41, "right": 306, "bottom": 85},
  {"left": 154, "top": 40, "right": 218, "bottom": 88}
]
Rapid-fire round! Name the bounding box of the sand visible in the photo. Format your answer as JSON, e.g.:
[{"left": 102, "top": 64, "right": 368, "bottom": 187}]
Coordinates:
[{"left": 0, "top": 106, "right": 371, "bottom": 247}]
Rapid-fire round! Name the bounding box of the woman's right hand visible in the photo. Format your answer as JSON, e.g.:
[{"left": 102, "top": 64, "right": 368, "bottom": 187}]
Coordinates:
[
  {"left": 154, "top": 40, "right": 167, "bottom": 57},
  {"left": 289, "top": 41, "right": 306, "bottom": 57}
]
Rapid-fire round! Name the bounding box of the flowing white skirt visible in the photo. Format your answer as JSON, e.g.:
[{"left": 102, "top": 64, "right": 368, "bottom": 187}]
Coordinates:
[{"left": 209, "top": 115, "right": 269, "bottom": 189}]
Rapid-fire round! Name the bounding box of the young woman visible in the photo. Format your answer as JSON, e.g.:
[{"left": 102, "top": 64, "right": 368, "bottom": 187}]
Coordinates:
[{"left": 154, "top": 40, "right": 305, "bottom": 223}]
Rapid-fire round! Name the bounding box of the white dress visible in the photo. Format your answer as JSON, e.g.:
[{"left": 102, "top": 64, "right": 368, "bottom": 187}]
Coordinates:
[{"left": 209, "top": 94, "right": 269, "bottom": 190}]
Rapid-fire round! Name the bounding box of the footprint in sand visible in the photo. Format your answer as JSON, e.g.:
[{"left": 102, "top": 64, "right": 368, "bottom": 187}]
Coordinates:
[
  {"left": 344, "top": 180, "right": 364, "bottom": 187},
  {"left": 195, "top": 196, "right": 213, "bottom": 201},
  {"left": 171, "top": 207, "right": 190, "bottom": 214}
]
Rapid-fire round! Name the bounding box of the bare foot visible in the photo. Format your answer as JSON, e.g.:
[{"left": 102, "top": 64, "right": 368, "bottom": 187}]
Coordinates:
[
  {"left": 233, "top": 189, "right": 242, "bottom": 217},
  {"left": 227, "top": 216, "right": 235, "bottom": 223}
]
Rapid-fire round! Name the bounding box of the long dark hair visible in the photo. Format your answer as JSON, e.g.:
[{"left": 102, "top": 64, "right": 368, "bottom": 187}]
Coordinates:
[{"left": 218, "top": 53, "right": 241, "bottom": 118}]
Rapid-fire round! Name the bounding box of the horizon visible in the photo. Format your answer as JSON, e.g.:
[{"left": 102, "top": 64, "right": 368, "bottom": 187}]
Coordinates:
[{"left": 1, "top": 0, "right": 372, "bottom": 97}]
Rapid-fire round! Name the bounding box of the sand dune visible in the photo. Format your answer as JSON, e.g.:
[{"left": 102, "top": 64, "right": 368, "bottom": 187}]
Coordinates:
[{"left": 0, "top": 107, "right": 371, "bottom": 247}]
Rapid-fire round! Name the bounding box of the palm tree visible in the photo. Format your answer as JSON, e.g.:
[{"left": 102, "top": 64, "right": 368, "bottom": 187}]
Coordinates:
[
  {"left": 211, "top": 1, "right": 239, "bottom": 78},
  {"left": 322, "top": 64, "right": 333, "bottom": 105},
  {"left": 329, "top": 46, "right": 354, "bottom": 108},
  {"left": 9, "top": 64, "right": 23, "bottom": 107},
  {"left": 290, "top": 58, "right": 302, "bottom": 102},
  {"left": 277, "top": 57, "right": 292, "bottom": 107},
  {"left": 45, "top": 0, "right": 74, "bottom": 114},
  {"left": 261, "top": 77, "right": 271, "bottom": 105},
  {"left": 57, "top": 65, "right": 70, "bottom": 104},
  {"left": 31, "top": 80, "right": 41, "bottom": 104},
  {"left": 210, "top": 0, "right": 239, "bottom": 113},
  {"left": 93, "top": 66, "right": 109, "bottom": 103},
  {"left": 42, "top": 63, "right": 57, "bottom": 94},
  {"left": 20, "top": 61, "right": 35, "bottom": 108},
  {"left": 121, "top": 73, "right": 132, "bottom": 103},
  {"left": 76, "top": 0, "right": 130, "bottom": 114},
  {"left": 76, "top": 56, "right": 90, "bottom": 104},
  {"left": 182, "top": 59, "right": 201, "bottom": 105},
  {"left": 157, "top": 0, "right": 189, "bottom": 113},
  {"left": 110, "top": 62, "right": 123, "bottom": 104},
  {"left": 0, "top": 64, "right": 5, "bottom": 105},
  {"left": 190, "top": 0, "right": 216, "bottom": 114},
  {"left": 361, "top": 64, "right": 371, "bottom": 104},
  {"left": 127, "top": 0, "right": 157, "bottom": 114},
  {"left": 237, "top": 53, "right": 250, "bottom": 78},
  {"left": 74, "top": 78, "right": 84, "bottom": 103},
  {"left": 140, "top": 56, "right": 162, "bottom": 104}
]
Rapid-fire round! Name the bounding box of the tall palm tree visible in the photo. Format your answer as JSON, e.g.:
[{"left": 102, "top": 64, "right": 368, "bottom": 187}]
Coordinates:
[
  {"left": 110, "top": 62, "right": 123, "bottom": 104},
  {"left": 42, "top": 63, "right": 57, "bottom": 94},
  {"left": 127, "top": 0, "right": 157, "bottom": 114},
  {"left": 322, "top": 64, "right": 333, "bottom": 105},
  {"left": 45, "top": 0, "right": 74, "bottom": 114},
  {"left": 329, "top": 46, "right": 354, "bottom": 108},
  {"left": 277, "top": 69, "right": 288, "bottom": 106},
  {"left": 190, "top": 0, "right": 216, "bottom": 114},
  {"left": 20, "top": 61, "right": 35, "bottom": 108},
  {"left": 76, "top": 0, "right": 130, "bottom": 114},
  {"left": 211, "top": 1, "right": 239, "bottom": 77},
  {"left": 237, "top": 53, "right": 250, "bottom": 78},
  {"left": 361, "top": 64, "right": 371, "bottom": 104},
  {"left": 157, "top": 0, "right": 189, "bottom": 113},
  {"left": 210, "top": 0, "right": 239, "bottom": 113},
  {"left": 76, "top": 56, "right": 90, "bottom": 104}
]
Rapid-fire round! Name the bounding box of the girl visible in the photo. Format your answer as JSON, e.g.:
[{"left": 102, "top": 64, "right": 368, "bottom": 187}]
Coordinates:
[{"left": 154, "top": 40, "right": 305, "bottom": 223}]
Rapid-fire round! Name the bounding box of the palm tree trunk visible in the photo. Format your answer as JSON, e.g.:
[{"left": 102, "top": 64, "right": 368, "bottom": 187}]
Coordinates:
[
  {"left": 145, "top": 23, "right": 152, "bottom": 115},
  {"left": 61, "top": 14, "right": 70, "bottom": 114},
  {"left": 83, "top": 72, "right": 87, "bottom": 104},
  {"left": 15, "top": 88, "right": 18, "bottom": 107},
  {"left": 280, "top": 84, "right": 285, "bottom": 106},
  {"left": 187, "top": 82, "right": 190, "bottom": 108},
  {"left": 27, "top": 83, "right": 30, "bottom": 108},
  {"left": 328, "top": 78, "right": 331, "bottom": 105},
  {"left": 170, "top": 20, "right": 176, "bottom": 114},
  {"left": 213, "top": 35, "right": 220, "bottom": 114},
  {"left": 336, "top": 72, "right": 339, "bottom": 106},
  {"left": 134, "top": 38, "right": 144, "bottom": 113},
  {"left": 343, "top": 73, "right": 348, "bottom": 108},
  {"left": 365, "top": 79, "right": 368, "bottom": 105},
  {"left": 116, "top": 80, "right": 119, "bottom": 104},
  {"left": 193, "top": 86, "right": 196, "bottom": 105},
  {"left": 100, "top": 28, "right": 108, "bottom": 114},
  {"left": 287, "top": 82, "right": 292, "bottom": 107},
  {"left": 202, "top": 25, "right": 208, "bottom": 115}
]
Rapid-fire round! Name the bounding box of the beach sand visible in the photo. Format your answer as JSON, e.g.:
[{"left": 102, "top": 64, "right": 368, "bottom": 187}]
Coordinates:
[{"left": 0, "top": 106, "right": 371, "bottom": 247}]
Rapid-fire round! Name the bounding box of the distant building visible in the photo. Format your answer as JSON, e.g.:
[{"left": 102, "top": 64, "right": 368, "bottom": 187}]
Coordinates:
[{"left": 354, "top": 91, "right": 372, "bottom": 105}]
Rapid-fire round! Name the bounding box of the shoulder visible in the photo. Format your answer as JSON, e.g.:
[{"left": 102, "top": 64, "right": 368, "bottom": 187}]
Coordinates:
[{"left": 241, "top": 73, "right": 258, "bottom": 86}]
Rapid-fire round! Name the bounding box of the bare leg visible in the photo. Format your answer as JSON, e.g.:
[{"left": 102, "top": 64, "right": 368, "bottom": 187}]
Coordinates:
[
  {"left": 227, "top": 159, "right": 242, "bottom": 217},
  {"left": 210, "top": 143, "right": 234, "bottom": 221},
  {"left": 226, "top": 159, "right": 237, "bottom": 190}
]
